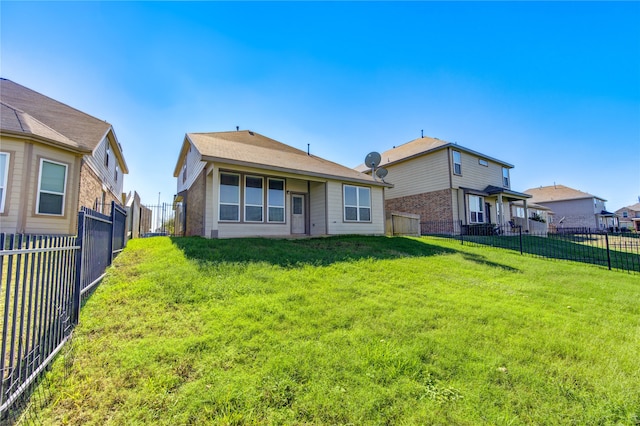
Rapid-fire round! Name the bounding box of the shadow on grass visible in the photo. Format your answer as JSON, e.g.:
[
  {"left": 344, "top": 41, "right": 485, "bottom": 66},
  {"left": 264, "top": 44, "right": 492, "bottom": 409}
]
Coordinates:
[
  {"left": 170, "top": 235, "right": 460, "bottom": 268},
  {"left": 461, "top": 252, "right": 520, "bottom": 272}
]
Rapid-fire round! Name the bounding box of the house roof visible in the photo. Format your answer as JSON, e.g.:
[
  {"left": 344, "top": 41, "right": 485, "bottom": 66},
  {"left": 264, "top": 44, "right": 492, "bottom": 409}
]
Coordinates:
[
  {"left": 524, "top": 184, "right": 606, "bottom": 203},
  {"left": 175, "top": 130, "right": 391, "bottom": 187},
  {"left": 354, "top": 135, "right": 514, "bottom": 172},
  {"left": 616, "top": 202, "right": 640, "bottom": 213},
  {"left": 0, "top": 78, "right": 128, "bottom": 172},
  {"left": 1, "top": 102, "right": 89, "bottom": 152}
]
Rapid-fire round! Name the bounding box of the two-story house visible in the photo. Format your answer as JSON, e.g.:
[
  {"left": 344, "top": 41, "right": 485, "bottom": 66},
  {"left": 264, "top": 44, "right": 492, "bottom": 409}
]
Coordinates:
[
  {"left": 524, "top": 184, "right": 616, "bottom": 230},
  {"left": 173, "top": 130, "right": 391, "bottom": 238},
  {"left": 355, "top": 135, "right": 532, "bottom": 233},
  {"left": 615, "top": 202, "right": 640, "bottom": 231},
  {"left": 0, "top": 78, "right": 128, "bottom": 234}
]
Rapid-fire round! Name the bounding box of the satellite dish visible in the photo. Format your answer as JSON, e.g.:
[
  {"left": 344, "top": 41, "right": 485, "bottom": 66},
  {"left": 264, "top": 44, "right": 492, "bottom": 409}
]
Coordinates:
[
  {"left": 365, "top": 152, "right": 381, "bottom": 168},
  {"left": 375, "top": 167, "right": 388, "bottom": 179}
]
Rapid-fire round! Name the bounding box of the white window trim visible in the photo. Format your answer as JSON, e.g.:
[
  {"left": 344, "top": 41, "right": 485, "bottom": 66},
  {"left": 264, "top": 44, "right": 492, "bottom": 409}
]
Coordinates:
[
  {"left": 469, "top": 194, "right": 484, "bottom": 224},
  {"left": 218, "top": 172, "right": 240, "bottom": 222},
  {"left": 502, "top": 167, "right": 510, "bottom": 188},
  {"left": 105, "top": 140, "right": 110, "bottom": 168},
  {"left": 452, "top": 150, "right": 462, "bottom": 175},
  {"left": 343, "top": 185, "right": 372, "bottom": 222},
  {"left": 244, "top": 175, "right": 264, "bottom": 223},
  {"left": 36, "top": 158, "right": 68, "bottom": 216},
  {"left": 267, "top": 178, "right": 286, "bottom": 223},
  {"left": 0, "top": 152, "right": 9, "bottom": 213}
]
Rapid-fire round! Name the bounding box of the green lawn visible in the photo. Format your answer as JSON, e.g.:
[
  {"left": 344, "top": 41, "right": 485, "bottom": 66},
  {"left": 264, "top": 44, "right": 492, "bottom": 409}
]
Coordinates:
[{"left": 33, "top": 236, "right": 639, "bottom": 425}]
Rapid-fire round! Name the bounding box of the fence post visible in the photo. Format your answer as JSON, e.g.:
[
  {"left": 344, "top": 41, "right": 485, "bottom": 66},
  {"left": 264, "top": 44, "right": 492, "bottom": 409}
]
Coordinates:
[
  {"left": 109, "top": 201, "right": 116, "bottom": 265},
  {"left": 605, "top": 232, "right": 612, "bottom": 270},
  {"left": 459, "top": 220, "right": 464, "bottom": 245},
  {"left": 519, "top": 225, "right": 523, "bottom": 255},
  {"left": 72, "top": 210, "right": 84, "bottom": 325}
]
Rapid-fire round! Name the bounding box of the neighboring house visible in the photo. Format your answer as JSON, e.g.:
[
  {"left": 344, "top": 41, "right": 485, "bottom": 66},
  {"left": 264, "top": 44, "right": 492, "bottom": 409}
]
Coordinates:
[
  {"left": 524, "top": 184, "right": 616, "bottom": 230},
  {"left": 173, "top": 130, "right": 391, "bottom": 238},
  {"left": 355, "top": 136, "right": 532, "bottom": 232},
  {"left": 615, "top": 202, "right": 640, "bottom": 231},
  {"left": 0, "top": 78, "right": 128, "bottom": 234},
  {"left": 510, "top": 201, "right": 554, "bottom": 233}
]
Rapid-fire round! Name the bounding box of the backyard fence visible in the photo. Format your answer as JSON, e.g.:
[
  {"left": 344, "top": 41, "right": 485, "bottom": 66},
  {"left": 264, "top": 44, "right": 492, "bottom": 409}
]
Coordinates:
[
  {"left": 0, "top": 201, "right": 127, "bottom": 421},
  {"left": 140, "top": 202, "right": 182, "bottom": 237},
  {"left": 421, "top": 220, "right": 640, "bottom": 274}
]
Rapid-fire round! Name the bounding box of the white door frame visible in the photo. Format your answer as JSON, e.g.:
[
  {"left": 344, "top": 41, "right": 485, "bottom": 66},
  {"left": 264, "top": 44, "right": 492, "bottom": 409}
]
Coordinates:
[{"left": 291, "top": 193, "right": 306, "bottom": 234}]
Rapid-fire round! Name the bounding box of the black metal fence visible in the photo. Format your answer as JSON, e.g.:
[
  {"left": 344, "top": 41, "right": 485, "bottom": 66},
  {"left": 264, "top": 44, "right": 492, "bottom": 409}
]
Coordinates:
[
  {"left": 0, "top": 201, "right": 127, "bottom": 421},
  {"left": 421, "top": 221, "right": 640, "bottom": 274},
  {"left": 139, "top": 203, "right": 182, "bottom": 237}
]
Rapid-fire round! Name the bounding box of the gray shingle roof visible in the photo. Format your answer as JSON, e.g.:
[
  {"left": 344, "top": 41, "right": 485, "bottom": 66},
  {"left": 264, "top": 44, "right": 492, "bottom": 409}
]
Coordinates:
[
  {"left": 524, "top": 184, "right": 605, "bottom": 203},
  {"left": 180, "top": 130, "right": 390, "bottom": 187},
  {"left": 1, "top": 101, "right": 88, "bottom": 152},
  {"left": 1, "top": 78, "right": 128, "bottom": 172},
  {"left": 1, "top": 78, "right": 111, "bottom": 151},
  {"left": 354, "top": 135, "right": 513, "bottom": 172}
]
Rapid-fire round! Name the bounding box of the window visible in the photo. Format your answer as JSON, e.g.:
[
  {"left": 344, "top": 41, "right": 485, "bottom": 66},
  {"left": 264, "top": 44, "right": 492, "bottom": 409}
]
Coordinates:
[
  {"left": 515, "top": 207, "right": 525, "bottom": 218},
  {"left": 469, "top": 195, "right": 484, "bottom": 223},
  {"left": 622, "top": 211, "right": 628, "bottom": 218},
  {"left": 452, "top": 150, "right": 462, "bottom": 175},
  {"left": 244, "top": 176, "right": 263, "bottom": 222},
  {"left": 502, "top": 167, "right": 510, "bottom": 188},
  {"left": 105, "top": 141, "right": 110, "bottom": 167},
  {"left": 0, "top": 152, "right": 8, "bottom": 213},
  {"left": 37, "top": 159, "right": 67, "bottom": 215},
  {"left": 478, "top": 159, "right": 488, "bottom": 167},
  {"left": 115, "top": 165, "right": 119, "bottom": 182},
  {"left": 182, "top": 163, "right": 187, "bottom": 184},
  {"left": 344, "top": 185, "right": 371, "bottom": 222},
  {"left": 219, "top": 173, "right": 240, "bottom": 221},
  {"left": 267, "top": 178, "right": 285, "bottom": 222}
]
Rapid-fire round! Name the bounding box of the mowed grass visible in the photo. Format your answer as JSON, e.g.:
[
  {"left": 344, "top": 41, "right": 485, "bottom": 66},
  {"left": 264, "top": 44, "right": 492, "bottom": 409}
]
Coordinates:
[{"left": 35, "top": 236, "right": 639, "bottom": 425}]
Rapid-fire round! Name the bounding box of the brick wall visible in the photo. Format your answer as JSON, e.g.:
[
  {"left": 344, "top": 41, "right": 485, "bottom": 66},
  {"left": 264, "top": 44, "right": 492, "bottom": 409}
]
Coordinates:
[
  {"left": 183, "top": 170, "right": 206, "bottom": 236},
  {"left": 385, "top": 189, "right": 454, "bottom": 222},
  {"left": 78, "top": 162, "right": 121, "bottom": 216}
]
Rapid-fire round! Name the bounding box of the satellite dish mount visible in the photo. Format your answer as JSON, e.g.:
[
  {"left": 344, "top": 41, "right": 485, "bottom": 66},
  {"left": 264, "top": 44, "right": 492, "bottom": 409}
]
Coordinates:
[{"left": 364, "top": 151, "right": 388, "bottom": 182}]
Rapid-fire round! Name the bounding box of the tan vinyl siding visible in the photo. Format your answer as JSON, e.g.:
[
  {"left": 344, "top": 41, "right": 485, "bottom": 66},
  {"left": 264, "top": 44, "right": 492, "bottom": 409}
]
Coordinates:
[
  {"left": 287, "top": 178, "right": 307, "bottom": 193},
  {"left": 84, "top": 135, "right": 123, "bottom": 201},
  {"left": 451, "top": 152, "right": 506, "bottom": 190},
  {"left": 0, "top": 137, "right": 24, "bottom": 231},
  {"left": 309, "top": 181, "right": 327, "bottom": 235},
  {"left": 177, "top": 141, "right": 206, "bottom": 193},
  {"left": 218, "top": 222, "right": 291, "bottom": 238},
  {"left": 25, "top": 144, "right": 80, "bottom": 235},
  {"left": 326, "top": 181, "right": 385, "bottom": 235},
  {"left": 384, "top": 149, "right": 450, "bottom": 199}
]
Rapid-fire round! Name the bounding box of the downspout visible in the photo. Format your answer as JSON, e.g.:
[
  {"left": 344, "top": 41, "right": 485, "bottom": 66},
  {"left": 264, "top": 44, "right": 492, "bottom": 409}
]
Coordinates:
[
  {"left": 446, "top": 147, "right": 455, "bottom": 222},
  {"left": 306, "top": 180, "right": 311, "bottom": 235}
]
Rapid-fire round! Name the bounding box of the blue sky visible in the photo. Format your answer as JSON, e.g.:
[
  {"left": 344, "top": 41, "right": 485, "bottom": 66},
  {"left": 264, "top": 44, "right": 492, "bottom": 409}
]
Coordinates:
[{"left": 2, "top": 1, "right": 639, "bottom": 210}]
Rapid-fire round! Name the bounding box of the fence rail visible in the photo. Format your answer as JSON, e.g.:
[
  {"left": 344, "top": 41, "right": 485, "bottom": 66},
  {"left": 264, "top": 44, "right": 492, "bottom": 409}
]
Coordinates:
[
  {"left": 421, "top": 221, "right": 640, "bottom": 273},
  {"left": 0, "top": 201, "right": 127, "bottom": 420}
]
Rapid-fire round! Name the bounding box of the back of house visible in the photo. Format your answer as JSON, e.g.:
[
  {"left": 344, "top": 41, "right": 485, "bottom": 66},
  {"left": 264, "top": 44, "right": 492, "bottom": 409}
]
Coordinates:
[{"left": 173, "top": 130, "right": 392, "bottom": 238}]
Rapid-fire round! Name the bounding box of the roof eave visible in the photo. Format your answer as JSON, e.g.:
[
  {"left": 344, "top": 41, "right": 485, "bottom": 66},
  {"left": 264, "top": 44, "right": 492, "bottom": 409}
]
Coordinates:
[
  {"left": 0, "top": 129, "right": 93, "bottom": 154},
  {"left": 101, "top": 127, "right": 129, "bottom": 174},
  {"left": 173, "top": 135, "right": 193, "bottom": 177},
  {"left": 377, "top": 143, "right": 515, "bottom": 169},
  {"left": 202, "top": 156, "right": 392, "bottom": 188}
]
